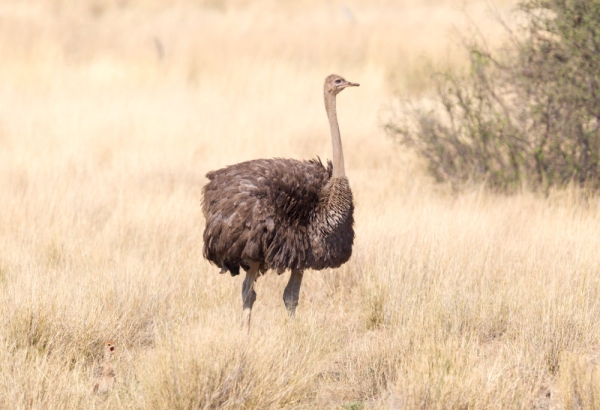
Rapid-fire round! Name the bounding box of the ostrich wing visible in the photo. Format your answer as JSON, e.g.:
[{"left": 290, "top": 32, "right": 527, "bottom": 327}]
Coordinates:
[{"left": 202, "top": 158, "right": 332, "bottom": 275}]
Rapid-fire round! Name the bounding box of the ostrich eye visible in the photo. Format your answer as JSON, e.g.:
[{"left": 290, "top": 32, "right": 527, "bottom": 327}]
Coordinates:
[{"left": 335, "top": 79, "right": 342, "bottom": 84}]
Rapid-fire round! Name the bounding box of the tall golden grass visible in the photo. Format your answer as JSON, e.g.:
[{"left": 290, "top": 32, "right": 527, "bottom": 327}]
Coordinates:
[{"left": 1, "top": 0, "right": 599, "bottom": 408}]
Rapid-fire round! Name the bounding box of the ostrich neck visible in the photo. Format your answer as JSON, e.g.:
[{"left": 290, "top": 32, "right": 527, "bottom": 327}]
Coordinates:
[{"left": 325, "top": 92, "right": 345, "bottom": 178}]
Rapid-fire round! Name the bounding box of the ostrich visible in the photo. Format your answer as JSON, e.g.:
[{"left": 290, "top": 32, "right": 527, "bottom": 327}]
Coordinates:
[{"left": 202, "top": 74, "right": 358, "bottom": 328}]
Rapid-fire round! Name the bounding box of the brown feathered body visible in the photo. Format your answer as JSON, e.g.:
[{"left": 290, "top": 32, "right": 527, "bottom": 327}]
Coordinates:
[{"left": 202, "top": 157, "right": 354, "bottom": 276}]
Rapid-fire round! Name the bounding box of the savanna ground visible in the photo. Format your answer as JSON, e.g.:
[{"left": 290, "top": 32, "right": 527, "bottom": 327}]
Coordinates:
[{"left": 1, "top": 0, "right": 599, "bottom": 408}]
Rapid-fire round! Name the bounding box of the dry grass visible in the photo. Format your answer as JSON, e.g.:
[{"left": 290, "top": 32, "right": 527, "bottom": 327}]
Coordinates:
[{"left": 1, "top": 0, "right": 600, "bottom": 408}]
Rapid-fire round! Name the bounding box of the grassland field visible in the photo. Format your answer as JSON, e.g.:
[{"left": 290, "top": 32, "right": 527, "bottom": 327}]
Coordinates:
[{"left": 1, "top": 0, "right": 600, "bottom": 408}]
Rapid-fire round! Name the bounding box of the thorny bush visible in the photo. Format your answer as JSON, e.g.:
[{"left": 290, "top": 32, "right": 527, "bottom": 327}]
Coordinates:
[{"left": 386, "top": 0, "right": 600, "bottom": 192}]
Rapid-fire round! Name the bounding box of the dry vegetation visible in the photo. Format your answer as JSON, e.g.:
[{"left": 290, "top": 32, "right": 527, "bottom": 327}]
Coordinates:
[{"left": 1, "top": 0, "right": 599, "bottom": 408}]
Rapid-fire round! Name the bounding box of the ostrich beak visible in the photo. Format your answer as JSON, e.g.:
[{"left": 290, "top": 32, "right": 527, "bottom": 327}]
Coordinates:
[{"left": 343, "top": 81, "right": 360, "bottom": 88}]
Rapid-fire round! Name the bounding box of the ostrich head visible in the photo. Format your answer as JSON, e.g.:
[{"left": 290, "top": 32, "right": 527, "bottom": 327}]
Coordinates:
[{"left": 324, "top": 74, "right": 359, "bottom": 96}]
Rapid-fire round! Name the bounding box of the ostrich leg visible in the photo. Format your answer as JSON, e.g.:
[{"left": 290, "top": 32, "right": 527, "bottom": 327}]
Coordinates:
[
  {"left": 242, "top": 263, "right": 259, "bottom": 330},
  {"left": 283, "top": 269, "right": 304, "bottom": 318}
]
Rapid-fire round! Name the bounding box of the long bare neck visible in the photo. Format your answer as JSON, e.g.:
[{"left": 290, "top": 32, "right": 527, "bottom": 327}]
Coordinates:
[{"left": 325, "top": 92, "right": 345, "bottom": 178}]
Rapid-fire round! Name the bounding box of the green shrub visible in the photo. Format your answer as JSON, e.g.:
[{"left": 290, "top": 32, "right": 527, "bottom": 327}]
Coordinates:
[{"left": 386, "top": 0, "right": 600, "bottom": 192}]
